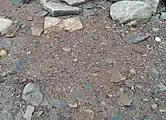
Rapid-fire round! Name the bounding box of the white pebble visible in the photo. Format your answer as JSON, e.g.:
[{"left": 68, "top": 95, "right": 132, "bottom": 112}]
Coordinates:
[
  {"left": 155, "top": 37, "right": 161, "bottom": 42},
  {"left": 151, "top": 103, "right": 157, "bottom": 109}
]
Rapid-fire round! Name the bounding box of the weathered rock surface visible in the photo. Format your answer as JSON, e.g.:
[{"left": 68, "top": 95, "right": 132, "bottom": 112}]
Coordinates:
[{"left": 110, "top": 1, "right": 152, "bottom": 25}]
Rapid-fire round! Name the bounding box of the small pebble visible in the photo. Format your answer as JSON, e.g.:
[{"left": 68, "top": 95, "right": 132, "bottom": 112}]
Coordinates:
[
  {"left": 130, "top": 68, "right": 136, "bottom": 74},
  {"left": 73, "top": 58, "right": 78, "bottom": 62},
  {"left": 124, "top": 80, "right": 135, "bottom": 88},
  {"left": 0, "top": 50, "right": 8, "bottom": 57},
  {"left": 155, "top": 37, "right": 161, "bottom": 42},
  {"left": 129, "top": 105, "right": 136, "bottom": 110},
  {"left": 1, "top": 72, "right": 7, "bottom": 77},
  {"left": 62, "top": 47, "right": 71, "bottom": 52},
  {"left": 151, "top": 104, "right": 157, "bottom": 109}
]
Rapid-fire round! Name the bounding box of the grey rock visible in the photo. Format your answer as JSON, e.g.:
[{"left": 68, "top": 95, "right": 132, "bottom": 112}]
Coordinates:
[
  {"left": 110, "top": 1, "right": 152, "bottom": 25},
  {"left": 110, "top": 71, "right": 125, "bottom": 83},
  {"left": 22, "top": 83, "right": 43, "bottom": 106},
  {"left": 123, "top": 35, "right": 150, "bottom": 44},
  {"left": 160, "top": 12, "right": 166, "bottom": 21},
  {"left": 49, "top": 99, "right": 68, "bottom": 109},
  {"left": 142, "top": 0, "right": 160, "bottom": 13},
  {"left": 156, "top": 83, "right": 166, "bottom": 91},
  {"left": 149, "top": 14, "right": 160, "bottom": 22},
  {"left": 60, "top": 0, "right": 88, "bottom": 6},
  {"left": 43, "top": 1, "right": 80, "bottom": 16},
  {"left": 0, "top": 18, "right": 13, "bottom": 35},
  {"left": 124, "top": 80, "right": 135, "bottom": 88},
  {"left": 118, "top": 92, "right": 132, "bottom": 106},
  {"left": 0, "top": 39, "right": 13, "bottom": 50}
]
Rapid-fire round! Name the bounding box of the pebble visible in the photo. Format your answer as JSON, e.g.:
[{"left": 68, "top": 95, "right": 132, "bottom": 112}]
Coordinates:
[
  {"left": 73, "top": 58, "right": 78, "bottom": 62},
  {"left": 22, "top": 83, "right": 43, "bottom": 106},
  {"left": 31, "top": 25, "right": 43, "bottom": 36},
  {"left": 62, "top": 47, "right": 71, "bottom": 52},
  {"left": 0, "top": 18, "right": 13, "bottom": 35},
  {"left": 23, "top": 105, "right": 35, "bottom": 120},
  {"left": 124, "top": 80, "right": 134, "bottom": 88},
  {"left": 1, "top": 72, "right": 7, "bottom": 77},
  {"left": 129, "top": 68, "right": 136, "bottom": 74},
  {"left": 27, "top": 15, "right": 33, "bottom": 21},
  {"left": 49, "top": 99, "right": 68, "bottom": 109},
  {"left": 151, "top": 103, "right": 157, "bottom": 109},
  {"left": 0, "top": 50, "right": 8, "bottom": 57},
  {"left": 33, "top": 111, "right": 44, "bottom": 117},
  {"left": 123, "top": 35, "right": 150, "bottom": 44},
  {"left": 155, "top": 37, "right": 161, "bottom": 42},
  {"left": 110, "top": 71, "right": 125, "bottom": 83},
  {"left": 159, "top": 108, "right": 166, "bottom": 113},
  {"left": 118, "top": 92, "right": 132, "bottom": 106}
]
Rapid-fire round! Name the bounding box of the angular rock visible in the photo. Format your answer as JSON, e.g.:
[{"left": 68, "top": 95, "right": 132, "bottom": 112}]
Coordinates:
[
  {"left": 49, "top": 99, "right": 68, "bottom": 109},
  {"left": 110, "top": 71, "right": 125, "bottom": 83},
  {"left": 142, "top": 0, "right": 160, "bottom": 13},
  {"left": 23, "top": 105, "right": 35, "bottom": 120},
  {"left": 124, "top": 80, "right": 135, "bottom": 88},
  {"left": 160, "top": 12, "right": 166, "bottom": 21},
  {"left": 110, "top": 1, "right": 152, "bottom": 25},
  {"left": 60, "top": 0, "right": 88, "bottom": 6},
  {"left": 123, "top": 35, "right": 150, "bottom": 44},
  {"left": 0, "top": 50, "right": 8, "bottom": 57},
  {"left": 63, "top": 17, "right": 83, "bottom": 31},
  {"left": 118, "top": 93, "right": 132, "bottom": 106},
  {"left": 22, "top": 83, "right": 43, "bottom": 106},
  {"left": 43, "top": 1, "right": 80, "bottom": 16},
  {"left": 31, "top": 25, "right": 43, "bottom": 36},
  {"left": 0, "top": 18, "right": 13, "bottom": 35}
]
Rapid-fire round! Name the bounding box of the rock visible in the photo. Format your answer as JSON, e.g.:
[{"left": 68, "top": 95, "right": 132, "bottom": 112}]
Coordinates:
[
  {"left": 40, "top": 0, "right": 48, "bottom": 4},
  {"left": 31, "top": 25, "right": 43, "bottom": 36},
  {"left": 36, "top": 11, "right": 48, "bottom": 17},
  {"left": 142, "top": 0, "right": 160, "bottom": 13},
  {"left": 44, "top": 17, "right": 83, "bottom": 32},
  {"left": 49, "top": 99, "right": 68, "bottom": 109},
  {"left": 159, "top": 108, "right": 166, "bottom": 113},
  {"left": 118, "top": 93, "right": 132, "bottom": 106},
  {"left": 22, "top": 83, "right": 43, "bottom": 106},
  {"left": 155, "top": 37, "right": 161, "bottom": 42},
  {"left": 27, "top": 16, "right": 33, "bottom": 21},
  {"left": 60, "top": 0, "right": 88, "bottom": 6},
  {"left": 3, "top": 22, "right": 20, "bottom": 38},
  {"left": 149, "top": 14, "right": 160, "bottom": 22},
  {"left": 110, "top": 1, "right": 152, "bottom": 25},
  {"left": 123, "top": 35, "right": 150, "bottom": 44},
  {"left": 33, "top": 111, "right": 44, "bottom": 117},
  {"left": 63, "top": 47, "right": 71, "bottom": 52},
  {"left": 0, "top": 49, "right": 8, "bottom": 57},
  {"left": 1, "top": 72, "right": 7, "bottom": 77},
  {"left": 11, "top": 0, "right": 31, "bottom": 4},
  {"left": 23, "top": 105, "right": 35, "bottom": 120},
  {"left": 44, "top": 17, "right": 62, "bottom": 33},
  {"left": 156, "top": 83, "right": 166, "bottom": 91},
  {"left": 110, "top": 71, "right": 125, "bottom": 83},
  {"left": 43, "top": 1, "right": 80, "bottom": 16},
  {"left": 0, "top": 18, "right": 13, "bottom": 35},
  {"left": 124, "top": 80, "right": 134, "bottom": 88},
  {"left": 160, "top": 12, "right": 166, "bottom": 21},
  {"left": 151, "top": 103, "right": 157, "bottom": 109},
  {"left": 62, "top": 17, "right": 83, "bottom": 31}
]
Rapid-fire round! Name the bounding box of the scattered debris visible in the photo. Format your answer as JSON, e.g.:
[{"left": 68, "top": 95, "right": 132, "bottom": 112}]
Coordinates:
[
  {"left": 22, "top": 83, "right": 43, "bottom": 106},
  {"left": 110, "top": 71, "right": 125, "bottom": 83},
  {"left": 0, "top": 49, "right": 8, "bottom": 57},
  {"left": 43, "top": 1, "right": 80, "bottom": 16},
  {"left": 110, "top": 1, "right": 152, "bottom": 25},
  {"left": 31, "top": 25, "right": 43, "bottom": 36},
  {"left": 155, "top": 37, "right": 161, "bottom": 42},
  {"left": 23, "top": 105, "right": 35, "bottom": 120},
  {"left": 60, "top": 0, "right": 88, "bottom": 6},
  {"left": 160, "top": 12, "right": 166, "bottom": 21},
  {"left": 118, "top": 92, "right": 132, "bottom": 106},
  {"left": 123, "top": 35, "right": 150, "bottom": 44},
  {"left": 49, "top": 99, "right": 68, "bottom": 109}
]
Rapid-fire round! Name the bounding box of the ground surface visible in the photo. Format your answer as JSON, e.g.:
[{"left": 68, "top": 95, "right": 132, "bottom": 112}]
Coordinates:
[{"left": 0, "top": 0, "right": 166, "bottom": 120}]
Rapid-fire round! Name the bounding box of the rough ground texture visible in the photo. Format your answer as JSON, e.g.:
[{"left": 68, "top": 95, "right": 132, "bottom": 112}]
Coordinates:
[{"left": 0, "top": 0, "right": 166, "bottom": 120}]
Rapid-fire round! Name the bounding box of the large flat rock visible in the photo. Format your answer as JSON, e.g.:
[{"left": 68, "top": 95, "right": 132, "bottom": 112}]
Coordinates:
[{"left": 43, "top": 1, "right": 80, "bottom": 16}]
